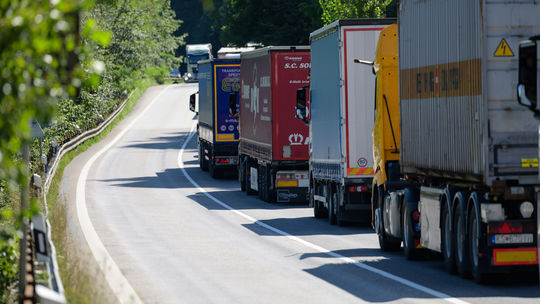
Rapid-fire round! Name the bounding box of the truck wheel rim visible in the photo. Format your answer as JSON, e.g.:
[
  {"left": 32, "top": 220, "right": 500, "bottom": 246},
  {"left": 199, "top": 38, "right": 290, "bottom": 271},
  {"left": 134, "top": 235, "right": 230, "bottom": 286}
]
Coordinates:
[
  {"left": 457, "top": 213, "right": 464, "bottom": 262},
  {"left": 472, "top": 215, "right": 479, "bottom": 266},
  {"left": 375, "top": 208, "right": 381, "bottom": 234},
  {"left": 404, "top": 209, "right": 410, "bottom": 248},
  {"left": 444, "top": 210, "right": 452, "bottom": 258}
]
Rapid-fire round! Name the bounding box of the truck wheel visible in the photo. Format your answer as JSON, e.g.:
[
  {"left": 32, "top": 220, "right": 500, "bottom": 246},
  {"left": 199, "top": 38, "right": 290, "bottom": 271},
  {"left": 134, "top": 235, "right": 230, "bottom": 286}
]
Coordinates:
[
  {"left": 266, "top": 168, "right": 276, "bottom": 203},
  {"left": 258, "top": 164, "right": 265, "bottom": 200},
  {"left": 209, "top": 157, "right": 219, "bottom": 178},
  {"left": 245, "top": 160, "right": 256, "bottom": 195},
  {"left": 239, "top": 157, "right": 246, "bottom": 192},
  {"left": 312, "top": 183, "right": 325, "bottom": 218},
  {"left": 198, "top": 142, "right": 204, "bottom": 169},
  {"left": 441, "top": 201, "right": 456, "bottom": 274},
  {"left": 200, "top": 143, "right": 208, "bottom": 171},
  {"left": 469, "top": 204, "right": 486, "bottom": 283},
  {"left": 402, "top": 202, "right": 420, "bottom": 260},
  {"left": 328, "top": 185, "right": 337, "bottom": 225},
  {"left": 454, "top": 196, "right": 470, "bottom": 278},
  {"left": 377, "top": 188, "right": 401, "bottom": 251},
  {"left": 336, "top": 187, "right": 346, "bottom": 226}
]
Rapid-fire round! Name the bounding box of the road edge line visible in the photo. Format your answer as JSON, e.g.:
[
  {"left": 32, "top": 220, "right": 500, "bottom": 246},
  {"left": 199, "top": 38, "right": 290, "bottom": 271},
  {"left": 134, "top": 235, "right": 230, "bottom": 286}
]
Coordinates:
[
  {"left": 76, "top": 85, "right": 173, "bottom": 304},
  {"left": 177, "top": 121, "right": 471, "bottom": 304}
]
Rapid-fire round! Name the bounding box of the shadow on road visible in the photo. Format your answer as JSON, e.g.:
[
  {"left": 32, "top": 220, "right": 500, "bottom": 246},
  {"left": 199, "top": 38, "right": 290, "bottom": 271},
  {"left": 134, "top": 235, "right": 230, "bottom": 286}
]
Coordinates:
[
  {"left": 240, "top": 217, "right": 372, "bottom": 236},
  {"left": 98, "top": 168, "right": 185, "bottom": 189},
  {"left": 300, "top": 252, "right": 540, "bottom": 302},
  {"left": 121, "top": 131, "right": 191, "bottom": 151}
]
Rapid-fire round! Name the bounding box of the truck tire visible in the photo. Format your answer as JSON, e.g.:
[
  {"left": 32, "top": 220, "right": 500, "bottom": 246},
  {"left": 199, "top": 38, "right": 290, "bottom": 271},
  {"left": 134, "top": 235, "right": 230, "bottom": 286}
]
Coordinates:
[
  {"left": 468, "top": 200, "right": 486, "bottom": 283},
  {"left": 377, "top": 187, "right": 401, "bottom": 251},
  {"left": 328, "top": 185, "right": 337, "bottom": 225},
  {"left": 402, "top": 202, "right": 420, "bottom": 260},
  {"left": 441, "top": 200, "right": 456, "bottom": 274},
  {"left": 266, "top": 168, "right": 276, "bottom": 203},
  {"left": 198, "top": 142, "right": 204, "bottom": 170},
  {"left": 245, "top": 160, "right": 256, "bottom": 195},
  {"left": 313, "top": 182, "right": 326, "bottom": 218},
  {"left": 258, "top": 164, "right": 265, "bottom": 200},
  {"left": 200, "top": 142, "right": 208, "bottom": 171},
  {"left": 336, "top": 186, "right": 346, "bottom": 226},
  {"left": 209, "top": 156, "right": 219, "bottom": 178},
  {"left": 454, "top": 194, "right": 470, "bottom": 278},
  {"left": 239, "top": 157, "right": 246, "bottom": 192}
]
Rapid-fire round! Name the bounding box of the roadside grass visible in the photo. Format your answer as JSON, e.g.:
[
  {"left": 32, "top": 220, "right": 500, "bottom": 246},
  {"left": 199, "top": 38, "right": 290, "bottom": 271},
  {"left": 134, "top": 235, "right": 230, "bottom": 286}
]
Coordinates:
[{"left": 43, "top": 78, "right": 157, "bottom": 303}]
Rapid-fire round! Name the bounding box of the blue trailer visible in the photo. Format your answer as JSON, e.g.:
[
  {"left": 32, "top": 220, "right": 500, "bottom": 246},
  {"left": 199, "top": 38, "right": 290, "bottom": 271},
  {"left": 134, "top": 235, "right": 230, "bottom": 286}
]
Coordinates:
[{"left": 189, "top": 58, "right": 241, "bottom": 177}]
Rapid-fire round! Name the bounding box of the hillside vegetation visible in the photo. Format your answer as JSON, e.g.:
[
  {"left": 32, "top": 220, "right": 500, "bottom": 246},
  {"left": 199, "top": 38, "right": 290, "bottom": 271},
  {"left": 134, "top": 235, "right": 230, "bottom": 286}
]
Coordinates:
[{"left": 0, "top": 0, "right": 182, "bottom": 301}]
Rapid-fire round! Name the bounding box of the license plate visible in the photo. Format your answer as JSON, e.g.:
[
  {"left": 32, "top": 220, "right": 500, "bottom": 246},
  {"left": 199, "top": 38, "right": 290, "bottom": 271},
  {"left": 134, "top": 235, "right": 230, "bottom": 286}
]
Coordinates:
[{"left": 491, "top": 234, "right": 534, "bottom": 244}]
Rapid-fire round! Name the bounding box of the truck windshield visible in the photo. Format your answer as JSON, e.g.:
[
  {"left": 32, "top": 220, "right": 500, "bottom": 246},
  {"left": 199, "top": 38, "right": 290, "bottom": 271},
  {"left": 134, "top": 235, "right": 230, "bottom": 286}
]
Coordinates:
[{"left": 188, "top": 54, "right": 209, "bottom": 64}]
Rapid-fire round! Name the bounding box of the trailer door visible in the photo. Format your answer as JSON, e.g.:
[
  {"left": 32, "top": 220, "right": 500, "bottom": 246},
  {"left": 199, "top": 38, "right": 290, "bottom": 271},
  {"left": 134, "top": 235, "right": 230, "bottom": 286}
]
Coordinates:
[{"left": 341, "top": 25, "right": 384, "bottom": 178}]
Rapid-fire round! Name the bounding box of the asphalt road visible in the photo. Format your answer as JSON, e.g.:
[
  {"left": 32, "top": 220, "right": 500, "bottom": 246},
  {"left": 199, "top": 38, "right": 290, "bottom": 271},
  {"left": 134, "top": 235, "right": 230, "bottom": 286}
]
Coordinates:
[{"left": 63, "top": 84, "right": 540, "bottom": 304}]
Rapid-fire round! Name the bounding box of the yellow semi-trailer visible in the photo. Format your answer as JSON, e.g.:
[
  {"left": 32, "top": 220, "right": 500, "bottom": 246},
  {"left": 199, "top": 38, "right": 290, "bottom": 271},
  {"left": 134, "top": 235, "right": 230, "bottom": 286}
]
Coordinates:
[{"left": 373, "top": 0, "right": 540, "bottom": 283}]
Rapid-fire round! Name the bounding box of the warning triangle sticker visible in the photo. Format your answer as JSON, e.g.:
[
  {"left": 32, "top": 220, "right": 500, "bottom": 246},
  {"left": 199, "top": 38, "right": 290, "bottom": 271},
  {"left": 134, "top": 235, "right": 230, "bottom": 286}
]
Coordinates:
[{"left": 493, "top": 38, "right": 514, "bottom": 57}]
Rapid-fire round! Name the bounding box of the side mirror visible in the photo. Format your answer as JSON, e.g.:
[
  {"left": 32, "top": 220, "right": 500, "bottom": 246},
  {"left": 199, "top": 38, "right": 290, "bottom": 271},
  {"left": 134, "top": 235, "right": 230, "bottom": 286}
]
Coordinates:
[
  {"left": 517, "top": 37, "right": 539, "bottom": 114},
  {"left": 295, "top": 86, "right": 310, "bottom": 124},
  {"left": 189, "top": 92, "right": 197, "bottom": 113},
  {"left": 229, "top": 92, "right": 238, "bottom": 116}
]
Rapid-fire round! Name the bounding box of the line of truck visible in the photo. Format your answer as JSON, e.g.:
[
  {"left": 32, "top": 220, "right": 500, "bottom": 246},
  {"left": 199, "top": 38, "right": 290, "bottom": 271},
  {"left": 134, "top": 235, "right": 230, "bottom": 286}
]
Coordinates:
[{"left": 188, "top": 0, "right": 539, "bottom": 283}]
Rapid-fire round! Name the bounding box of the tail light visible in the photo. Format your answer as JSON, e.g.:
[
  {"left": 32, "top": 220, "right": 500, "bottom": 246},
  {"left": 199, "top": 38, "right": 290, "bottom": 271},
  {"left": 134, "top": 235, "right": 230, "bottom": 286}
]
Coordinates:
[
  {"left": 488, "top": 222, "right": 524, "bottom": 234},
  {"left": 216, "top": 158, "right": 230, "bottom": 164},
  {"left": 348, "top": 185, "right": 368, "bottom": 193},
  {"left": 412, "top": 210, "right": 420, "bottom": 222},
  {"left": 277, "top": 173, "right": 295, "bottom": 180}
]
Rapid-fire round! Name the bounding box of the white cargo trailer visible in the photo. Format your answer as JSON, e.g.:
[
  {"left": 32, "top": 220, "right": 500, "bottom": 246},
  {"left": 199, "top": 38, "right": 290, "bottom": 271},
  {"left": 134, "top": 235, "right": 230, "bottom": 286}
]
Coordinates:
[{"left": 298, "top": 19, "right": 395, "bottom": 225}]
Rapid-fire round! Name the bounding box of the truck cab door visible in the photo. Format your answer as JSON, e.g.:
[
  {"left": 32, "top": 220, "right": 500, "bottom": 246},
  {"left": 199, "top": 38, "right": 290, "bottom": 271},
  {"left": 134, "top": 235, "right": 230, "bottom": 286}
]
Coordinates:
[
  {"left": 517, "top": 36, "right": 539, "bottom": 114},
  {"left": 189, "top": 92, "right": 198, "bottom": 113},
  {"left": 295, "top": 85, "right": 310, "bottom": 124}
]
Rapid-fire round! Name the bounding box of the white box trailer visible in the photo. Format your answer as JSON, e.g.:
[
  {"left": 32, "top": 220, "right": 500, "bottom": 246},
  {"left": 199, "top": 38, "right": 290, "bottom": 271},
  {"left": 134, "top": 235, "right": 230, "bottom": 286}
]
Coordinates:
[{"left": 305, "top": 19, "right": 395, "bottom": 225}]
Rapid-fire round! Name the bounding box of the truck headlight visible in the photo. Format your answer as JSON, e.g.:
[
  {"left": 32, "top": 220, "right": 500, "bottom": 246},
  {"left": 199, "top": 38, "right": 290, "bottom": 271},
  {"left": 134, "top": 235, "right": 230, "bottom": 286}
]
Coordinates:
[{"left": 519, "top": 201, "right": 534, "bottom": 219}]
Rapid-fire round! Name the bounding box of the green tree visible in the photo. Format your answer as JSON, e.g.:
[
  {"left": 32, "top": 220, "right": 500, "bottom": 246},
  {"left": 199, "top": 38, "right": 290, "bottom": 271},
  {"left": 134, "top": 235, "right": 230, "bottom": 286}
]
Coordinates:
[
  {"left": 1, "top": 0, "right": 87, "bottom": 300},
  {"left": 319, "top": 0, "right": 393, "bottom": 25},
  {"left": 217, "top": 0, "right": 322, "bottom": 47}
]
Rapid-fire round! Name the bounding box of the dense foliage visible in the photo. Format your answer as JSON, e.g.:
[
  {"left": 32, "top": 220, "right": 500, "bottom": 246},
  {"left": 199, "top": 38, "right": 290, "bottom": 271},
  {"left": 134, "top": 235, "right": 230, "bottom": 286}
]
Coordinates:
[
  {"left": 171, "top": 0, "right": 395, "bottom": 66},
  {"left": 1, "top": 0, "right": 85, "bottom": 299},
  {"left": 1, "top": 0, "right": 183, "bottom": 300},
  {"left": 319, "top": 0, "right": 394, "bottom": 25},
  {"left": 171, "top": 0, "right": 321, "bottom": 54},
  {"left": 32, "top": 0, "right": 184, "bottom": 172},
  {"left": 216, "top": 0, "right": 322, "bottom": 46}
]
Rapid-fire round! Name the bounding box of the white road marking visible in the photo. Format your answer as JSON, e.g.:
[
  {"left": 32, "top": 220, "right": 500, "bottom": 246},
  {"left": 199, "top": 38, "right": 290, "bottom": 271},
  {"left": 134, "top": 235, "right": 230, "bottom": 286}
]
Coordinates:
[
  {"left": 178, "top": 121, "right": 471, "bottom": 304},
  {"left": 76, "top": 85, "right": 173, "bottom": 304}
]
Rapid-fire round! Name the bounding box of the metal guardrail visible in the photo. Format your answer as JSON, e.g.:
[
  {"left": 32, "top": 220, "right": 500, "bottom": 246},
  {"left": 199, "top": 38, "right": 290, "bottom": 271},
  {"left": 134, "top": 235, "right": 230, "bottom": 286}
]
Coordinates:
[{"left": 29, "top": 92, "right": 133, "bottom": 304}]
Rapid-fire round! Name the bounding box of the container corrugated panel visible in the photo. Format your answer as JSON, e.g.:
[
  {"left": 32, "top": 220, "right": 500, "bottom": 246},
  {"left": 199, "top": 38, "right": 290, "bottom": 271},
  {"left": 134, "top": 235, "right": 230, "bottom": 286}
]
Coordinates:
[
  {"left": 400, "top": 0, "right": 540, "bottom": 185},
  {"left": 399, "top": 0, "right": 484, "bottom": 181}
]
